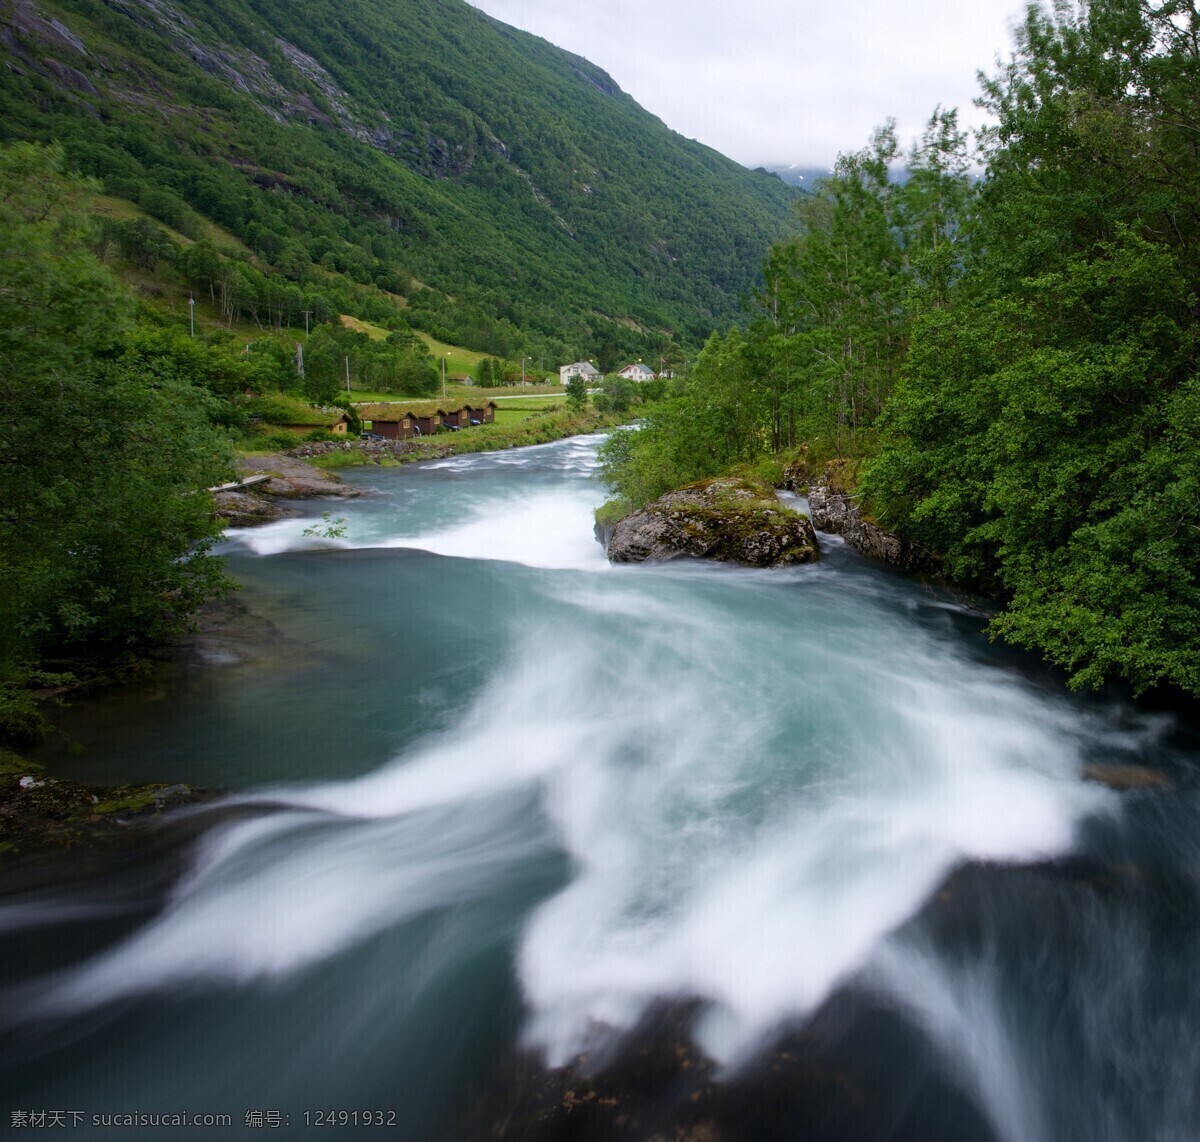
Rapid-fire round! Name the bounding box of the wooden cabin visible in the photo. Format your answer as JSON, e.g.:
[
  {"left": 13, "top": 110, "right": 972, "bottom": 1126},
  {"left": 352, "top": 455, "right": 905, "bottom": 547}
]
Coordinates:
[{"left": 464, "top": 401, "right": 497, "bottom": 425}]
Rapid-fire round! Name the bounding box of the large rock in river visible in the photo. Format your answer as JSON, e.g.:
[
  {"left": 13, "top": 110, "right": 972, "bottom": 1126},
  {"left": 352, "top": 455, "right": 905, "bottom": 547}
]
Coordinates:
[{"left": 606, "top": 478, "right": 818, "bottom": 567}]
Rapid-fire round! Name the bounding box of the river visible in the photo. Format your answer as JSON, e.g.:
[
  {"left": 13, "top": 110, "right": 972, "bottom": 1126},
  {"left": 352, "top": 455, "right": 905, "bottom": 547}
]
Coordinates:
[{"left": 3, "top": 434, "right": 1199, "bottom": 1140}]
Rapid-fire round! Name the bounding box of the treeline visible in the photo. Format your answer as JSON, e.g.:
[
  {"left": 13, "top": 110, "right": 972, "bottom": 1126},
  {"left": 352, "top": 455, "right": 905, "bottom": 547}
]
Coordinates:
[
  {"left": 0, "top": 146, "right": 230, "bottom": 736},
  {"left": 0, "top": 144, "right": 435, "bottom": 737},
  {"left": 601, "top": 108, "right": 971, "bottom": 504},
  {"left": 93, "top": 209, "right": 445, "bottom": 403},
  {"left": 603, "top": 0, "right": 1200, "bottom": 697}
]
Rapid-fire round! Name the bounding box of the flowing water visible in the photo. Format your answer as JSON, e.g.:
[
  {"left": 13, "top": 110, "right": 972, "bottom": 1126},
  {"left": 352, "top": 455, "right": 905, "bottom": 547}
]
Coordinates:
[{"left": 4, "top": 435, "right": 1200, "bottom": 1140}]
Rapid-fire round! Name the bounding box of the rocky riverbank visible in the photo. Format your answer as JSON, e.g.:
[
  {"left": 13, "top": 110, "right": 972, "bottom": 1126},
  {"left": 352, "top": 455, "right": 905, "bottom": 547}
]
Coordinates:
[
  {"left": 775, "top": 461, "right": 935, "bottom": 574},
  {"left": 805, "top": 479, "right": 933, "bottom": 573},
  {"left": 603, "top": 477, "right": 819, "bottom": 567},
  {"left": 212, "top": 451, "right": 364, "bottom": 526},
  {"left": 286, "top": 437, "right": 454, "bottom": 464}
]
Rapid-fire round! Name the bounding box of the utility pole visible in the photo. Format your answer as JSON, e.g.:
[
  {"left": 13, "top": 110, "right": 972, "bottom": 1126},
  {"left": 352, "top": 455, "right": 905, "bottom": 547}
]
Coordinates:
[
  {"left": 188, "top": 296, "right": 195, "bottom": 338},
  {"left": 345, "top": 356, "right": 351, "bottom": 394},
  {"left": 442, "top": 353, "right": 449, "bottom": 400},
  {"left": 303, "top": 310, "right": 312, "bottom": 337}
]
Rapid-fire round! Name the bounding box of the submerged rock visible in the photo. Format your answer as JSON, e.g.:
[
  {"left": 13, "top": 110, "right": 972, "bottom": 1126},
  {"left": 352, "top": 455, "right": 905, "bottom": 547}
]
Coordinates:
[
  {"left": 1081, "top": 763, "right": 1173, "bottom": 791},
  {"left": 606, "top": 478, "right": 818, "bottom": 567},
  {"left": 0, "top": 759, "right": 209, "bottom": 858}
]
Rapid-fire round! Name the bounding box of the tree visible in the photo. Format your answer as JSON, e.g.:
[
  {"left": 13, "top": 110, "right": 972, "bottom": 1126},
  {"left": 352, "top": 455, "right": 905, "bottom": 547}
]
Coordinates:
[
  {"left": 591, "top": 373, "right": 636, "bottom": 413},
  {"left": 745, "top": 113, "right": 973, "bottom": 459},
  {"left": 565, "top": 375, "right": 588, "bottom": 411},
  {"left": 597, "top": 331, "right": 762, "bottom": 506},
  {"left": 0, "top": 144, "right": 232, "bottom": 736},
  {"left": 865, "top": 1, "right": 1200, "bottom": 694}
]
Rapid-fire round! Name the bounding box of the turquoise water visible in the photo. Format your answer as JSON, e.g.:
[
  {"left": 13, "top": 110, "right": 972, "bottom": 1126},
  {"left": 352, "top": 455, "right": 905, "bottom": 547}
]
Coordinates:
[{"left": 4, "top": 435, "right": 1199, "bottom": 1140}]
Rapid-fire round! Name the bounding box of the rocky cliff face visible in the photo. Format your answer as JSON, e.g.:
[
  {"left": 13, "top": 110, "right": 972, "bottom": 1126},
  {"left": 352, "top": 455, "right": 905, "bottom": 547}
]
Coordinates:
[
  {"left": 605, "top": 478, "right": 819, "bottom": 568},
  {"left": 805, "top": 479, "right": 933, "bottom": 573}
]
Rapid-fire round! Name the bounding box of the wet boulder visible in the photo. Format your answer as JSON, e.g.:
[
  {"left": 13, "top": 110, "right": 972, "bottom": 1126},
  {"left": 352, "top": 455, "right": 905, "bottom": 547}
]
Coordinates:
[
  {"left": 606, "top": 478, "right": 818, "bottom": 567},
  {"left": 211, "top": 488, "right": 289, "bottom": 526},
  {"left": 1081, "top": 763, "right": 1173, "bottom": 791},
  {"left": 805, "top": 474, "right": 933, "bottom": 573}
]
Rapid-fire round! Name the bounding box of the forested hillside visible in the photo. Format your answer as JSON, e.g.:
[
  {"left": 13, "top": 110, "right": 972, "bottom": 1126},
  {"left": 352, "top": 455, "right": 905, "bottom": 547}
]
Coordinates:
[
  {"left": 602, "top": 0, "right": 1200, "bottom": 698},
  {"left": 0, "top": 0, "right": 799, "bottom": 362}
]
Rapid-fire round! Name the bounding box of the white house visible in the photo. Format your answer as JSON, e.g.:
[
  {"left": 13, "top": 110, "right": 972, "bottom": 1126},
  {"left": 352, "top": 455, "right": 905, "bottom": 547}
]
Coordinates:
[
  {"left": 559, "top": 360, "right": 602, "bottom": 384},
  {"left": 617, "top": 362, "right": 656, "bottom": 382}
]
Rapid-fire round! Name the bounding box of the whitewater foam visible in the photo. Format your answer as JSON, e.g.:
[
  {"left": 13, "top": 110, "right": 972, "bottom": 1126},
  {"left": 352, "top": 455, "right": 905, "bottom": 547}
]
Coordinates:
[{"left": 13, "top": 434, "right": 1126, "bottom": 1083}]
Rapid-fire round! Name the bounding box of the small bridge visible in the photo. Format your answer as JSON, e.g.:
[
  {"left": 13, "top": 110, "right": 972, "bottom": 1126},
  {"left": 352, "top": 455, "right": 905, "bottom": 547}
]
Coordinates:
[{"left": 208, "top": 474, "right": 271, "bottom": 493}]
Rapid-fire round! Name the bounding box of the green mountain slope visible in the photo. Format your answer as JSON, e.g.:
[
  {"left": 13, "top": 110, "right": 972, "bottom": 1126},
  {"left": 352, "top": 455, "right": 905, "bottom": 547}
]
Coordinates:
[{"left": 0, "top": 0, "right": 800, "bottom": 358}]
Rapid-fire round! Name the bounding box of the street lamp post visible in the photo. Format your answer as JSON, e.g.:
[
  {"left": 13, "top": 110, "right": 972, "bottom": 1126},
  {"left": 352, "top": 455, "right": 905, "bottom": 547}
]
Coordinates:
[{"left": 521, "top": 357, "right": 528, "bottom": 385}]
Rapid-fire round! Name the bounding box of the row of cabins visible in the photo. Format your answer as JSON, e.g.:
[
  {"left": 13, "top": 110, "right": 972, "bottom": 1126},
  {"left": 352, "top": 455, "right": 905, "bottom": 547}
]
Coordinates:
[{"left": 356, "top": 400, "right": 497, "bottom": 440}]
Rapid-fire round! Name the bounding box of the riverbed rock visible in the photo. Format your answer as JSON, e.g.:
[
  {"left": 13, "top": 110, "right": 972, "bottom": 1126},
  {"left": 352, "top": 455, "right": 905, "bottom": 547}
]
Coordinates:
[
  {"left": 606, "top": 478, "right": 818, "bottom": 567},
  {"left": 0, "top": 758, "right": 210, "bottom": 858},
  {"left": 235, "top": 453, "right": 361, "bottom": 499},
  {"left": 1081, "top": 763, "right": 1174, "bottom": 791},
  {"left": 806, "top": 478, "right": 932, "bottom": 573},
  {"left": 211, "top": 488, "right": 290, "bottom": 526},
  {"left": 780, "top": 455, "right": 812, "bottom": 492}
]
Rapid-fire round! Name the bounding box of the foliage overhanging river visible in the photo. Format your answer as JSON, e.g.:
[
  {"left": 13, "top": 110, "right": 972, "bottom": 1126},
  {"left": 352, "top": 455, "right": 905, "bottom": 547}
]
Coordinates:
[{"left": 4, "top": 434, "right": 1200, "bottom": 1141}]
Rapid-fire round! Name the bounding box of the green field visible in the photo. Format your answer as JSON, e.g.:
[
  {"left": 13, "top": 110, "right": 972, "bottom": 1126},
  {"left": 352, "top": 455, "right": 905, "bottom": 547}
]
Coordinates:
[
  {"left": 309, "top": 405, "right": 626, "bottom": 469},
  {"left": 341, "top": 317, "right": 493, "bottom": 381},
  {"left": 338, "top": 317, "right": 562, "bottom": 385},
  {"left": 347, "top": 385, "right": 564, "bottom": 405},
  {"left": 490, "top": 396, "right": 565, "bottom": 425},
  {"left": 490, "top": 395, "right": 565, "bottom": 409}
]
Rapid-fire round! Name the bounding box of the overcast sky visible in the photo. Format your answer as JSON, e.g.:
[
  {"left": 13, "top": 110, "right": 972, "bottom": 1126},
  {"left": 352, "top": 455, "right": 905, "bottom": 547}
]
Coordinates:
[{"left": 467, "top": 0, "right": 1030, "bottom": 169}]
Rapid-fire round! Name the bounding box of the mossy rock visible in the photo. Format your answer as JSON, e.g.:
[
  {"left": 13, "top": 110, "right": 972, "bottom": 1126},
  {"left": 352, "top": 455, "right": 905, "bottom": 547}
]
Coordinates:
[
  {"left": 0, "top": 748, "right": 43, "bottom": 778},
  {"left": 0, "top": 764, "right": 208, "bottom": 858},
  {"left": 606, "top": 477, "right": 818, "bottom": 567}
]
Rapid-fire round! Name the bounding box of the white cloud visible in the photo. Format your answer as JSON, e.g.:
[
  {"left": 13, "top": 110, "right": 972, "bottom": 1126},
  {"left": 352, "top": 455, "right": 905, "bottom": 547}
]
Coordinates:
[{"left": 467, "top": 0, "right": 1027, "bottom": 167}]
